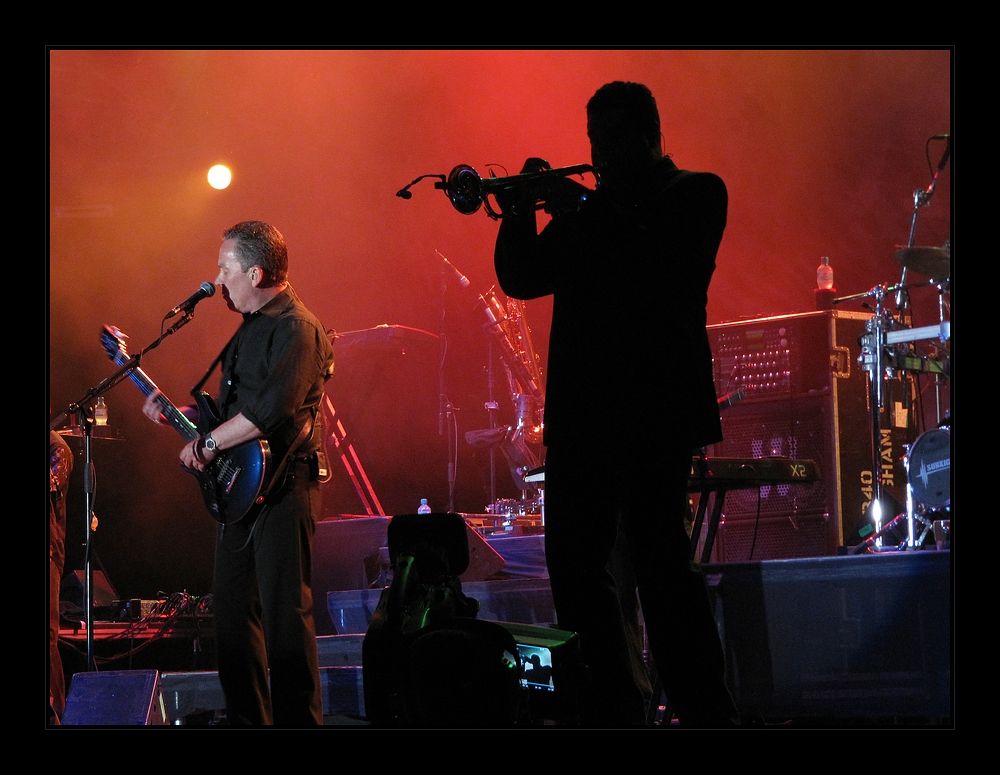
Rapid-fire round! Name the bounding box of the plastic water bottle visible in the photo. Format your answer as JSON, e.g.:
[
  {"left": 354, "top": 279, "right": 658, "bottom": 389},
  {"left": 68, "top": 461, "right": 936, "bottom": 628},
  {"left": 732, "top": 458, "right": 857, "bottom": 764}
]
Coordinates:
[
  {"left": 94, "top": 397, "right": 108, "bottom": 426},
  {"left": 816, "top": 256, "right": 834, "bottom": 290},
  {"left": 417, "top": 498, "right": 432, "bottom": 514},
  {"left": 815, "top": 256, "right": 835, "bottom": 310}
]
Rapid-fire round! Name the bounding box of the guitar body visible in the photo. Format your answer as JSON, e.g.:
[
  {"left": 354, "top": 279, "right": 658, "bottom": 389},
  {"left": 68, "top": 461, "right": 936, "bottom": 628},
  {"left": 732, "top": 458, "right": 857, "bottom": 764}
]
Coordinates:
[
  {"left": 189, "top": 392, "right": 274, "bottom": 524},
  {"left": 101, "top": 325, "right": 274, "bottom": 524}
]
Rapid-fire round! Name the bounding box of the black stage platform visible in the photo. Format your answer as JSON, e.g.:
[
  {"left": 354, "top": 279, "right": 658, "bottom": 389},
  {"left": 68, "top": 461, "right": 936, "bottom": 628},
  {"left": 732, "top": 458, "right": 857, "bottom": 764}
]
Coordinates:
[{"left": 58, "top": 519, "right": 951, "bottom": 726}]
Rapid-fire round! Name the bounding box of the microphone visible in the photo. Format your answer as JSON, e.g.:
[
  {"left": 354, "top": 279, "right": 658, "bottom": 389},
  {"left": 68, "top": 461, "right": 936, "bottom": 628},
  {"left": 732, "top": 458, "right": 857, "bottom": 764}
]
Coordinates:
[
  {"left": 165, "top": 282, "right": 216, "bottom": 318},
  {"left": 435, "top": 250, "right": 471, "bottom": 288},
  {"left": 396, "top": 173, "right": 446, "bottom": 200},
  {"left": 919, "top": 134, "right": 951, "bottom": 204},
  {"left": 935, "top": 135, "right": 951, "bottom": 172}
]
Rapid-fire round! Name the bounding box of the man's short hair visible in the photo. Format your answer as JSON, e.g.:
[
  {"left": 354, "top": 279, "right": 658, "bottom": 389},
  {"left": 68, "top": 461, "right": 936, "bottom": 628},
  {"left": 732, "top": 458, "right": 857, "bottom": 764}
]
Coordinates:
[
  {"left": 587, "top": 81, "right": 661, "bottom": 146},
  {"left": 223, "top": 220, "right": 288, "bottom": 285}
]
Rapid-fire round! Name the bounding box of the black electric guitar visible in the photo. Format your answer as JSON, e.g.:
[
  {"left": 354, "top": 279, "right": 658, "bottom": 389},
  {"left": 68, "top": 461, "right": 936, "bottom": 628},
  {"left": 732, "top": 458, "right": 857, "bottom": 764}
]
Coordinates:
[{"left": 101, "top": 325, "right": 273, "bottom": 524}]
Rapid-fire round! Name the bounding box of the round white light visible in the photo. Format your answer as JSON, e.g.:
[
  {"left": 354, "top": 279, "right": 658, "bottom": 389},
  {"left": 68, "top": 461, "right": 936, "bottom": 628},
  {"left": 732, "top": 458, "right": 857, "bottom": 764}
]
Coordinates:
[{"left": 207, "top": 165, "right": 232, "bottom": 190}]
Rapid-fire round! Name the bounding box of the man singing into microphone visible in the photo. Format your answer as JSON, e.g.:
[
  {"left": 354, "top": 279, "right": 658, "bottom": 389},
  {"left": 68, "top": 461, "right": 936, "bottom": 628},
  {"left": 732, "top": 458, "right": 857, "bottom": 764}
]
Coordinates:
[
  {"left": 494, "top": 82, "right": 738, "bottom": 726},
  {"left": 143, "top": 221, "right": 334, "bottom": 726}
]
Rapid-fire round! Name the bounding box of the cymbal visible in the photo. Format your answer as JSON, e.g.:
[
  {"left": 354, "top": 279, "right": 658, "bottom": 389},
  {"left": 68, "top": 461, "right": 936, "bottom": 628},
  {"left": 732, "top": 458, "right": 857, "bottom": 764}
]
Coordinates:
[
  {"left": 895, "top": 246, "right": 951, "bottom": 278},
  {"left": 333, "top": 324, "right": 438, "bottom": 351},
  {"left": 56, "top": 425, "right": 122, "bottom": 440}
]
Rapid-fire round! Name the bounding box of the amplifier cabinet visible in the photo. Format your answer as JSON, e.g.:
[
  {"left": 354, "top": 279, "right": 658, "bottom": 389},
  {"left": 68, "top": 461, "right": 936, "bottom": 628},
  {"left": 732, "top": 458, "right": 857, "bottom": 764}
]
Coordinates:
[{"left": 707, "top": 311, "right": 914, "bottom": 560}]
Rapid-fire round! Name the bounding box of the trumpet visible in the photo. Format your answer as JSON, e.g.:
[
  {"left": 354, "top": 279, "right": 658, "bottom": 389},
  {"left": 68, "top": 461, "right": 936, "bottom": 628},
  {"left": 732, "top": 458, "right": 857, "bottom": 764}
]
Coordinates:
[{"left": 437, "top": 163, "right": 598, "bottom": 220}]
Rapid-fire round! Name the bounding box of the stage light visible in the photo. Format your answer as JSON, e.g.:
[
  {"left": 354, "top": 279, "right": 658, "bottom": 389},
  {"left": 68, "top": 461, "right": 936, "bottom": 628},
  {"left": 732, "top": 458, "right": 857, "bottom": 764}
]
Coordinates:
[{"left": 207, "top": 164, "right": 232, "bottom": 190}]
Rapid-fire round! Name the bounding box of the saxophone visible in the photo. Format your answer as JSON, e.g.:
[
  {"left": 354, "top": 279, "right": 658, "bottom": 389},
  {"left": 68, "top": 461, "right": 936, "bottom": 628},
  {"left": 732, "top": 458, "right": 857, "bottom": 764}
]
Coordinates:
[{"left": 480, "top": 289, "right": 545, "bottom": 449}]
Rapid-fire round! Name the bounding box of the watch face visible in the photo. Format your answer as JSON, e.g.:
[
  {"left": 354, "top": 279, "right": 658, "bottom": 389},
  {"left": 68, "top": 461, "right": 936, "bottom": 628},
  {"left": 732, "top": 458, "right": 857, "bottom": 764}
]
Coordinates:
[{"left": 205, "top": 436, "right": 216, "bottom": 451}]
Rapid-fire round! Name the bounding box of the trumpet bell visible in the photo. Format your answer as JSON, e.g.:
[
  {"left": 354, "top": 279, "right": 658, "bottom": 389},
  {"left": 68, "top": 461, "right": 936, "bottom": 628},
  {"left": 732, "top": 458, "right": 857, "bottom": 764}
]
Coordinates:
[{"left": 446, "top": 164, "right": 486, "bottom": 215}]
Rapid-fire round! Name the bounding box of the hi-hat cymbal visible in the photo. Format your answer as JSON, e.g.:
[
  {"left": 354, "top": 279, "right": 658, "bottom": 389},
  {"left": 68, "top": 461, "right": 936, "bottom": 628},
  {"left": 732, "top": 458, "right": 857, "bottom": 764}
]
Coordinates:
[{"left": 895, "top": 246, "right": 951, "bottom": 278}]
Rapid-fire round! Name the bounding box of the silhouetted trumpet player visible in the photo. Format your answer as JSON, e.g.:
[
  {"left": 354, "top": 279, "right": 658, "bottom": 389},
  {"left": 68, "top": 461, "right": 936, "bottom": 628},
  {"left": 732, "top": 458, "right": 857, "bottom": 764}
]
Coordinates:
[
  {"left": 397, "top": 163, "right": 599, "bottom": 220},
  {"left": 492, "top": 81, "right": 739, "bottom": 728}
]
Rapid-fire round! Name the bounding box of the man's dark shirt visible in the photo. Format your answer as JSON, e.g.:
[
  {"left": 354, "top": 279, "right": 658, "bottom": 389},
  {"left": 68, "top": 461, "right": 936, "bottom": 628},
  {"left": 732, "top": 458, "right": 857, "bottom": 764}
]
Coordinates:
[{"left": 217, "top": 285, "right": 334, "bottom": 462}]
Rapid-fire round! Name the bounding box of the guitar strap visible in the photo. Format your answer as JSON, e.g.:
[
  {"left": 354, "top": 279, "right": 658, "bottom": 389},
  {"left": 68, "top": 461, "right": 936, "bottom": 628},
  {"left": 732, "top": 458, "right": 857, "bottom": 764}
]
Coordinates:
[
  {"left": 256, "top": 413, "right": 316, "bottom": 504},
  {"left": 192, "top": 340, "right": 230, "bottom": 394},
  {"left": 194, "top": 325, "right": 246, "bottom": 420}
]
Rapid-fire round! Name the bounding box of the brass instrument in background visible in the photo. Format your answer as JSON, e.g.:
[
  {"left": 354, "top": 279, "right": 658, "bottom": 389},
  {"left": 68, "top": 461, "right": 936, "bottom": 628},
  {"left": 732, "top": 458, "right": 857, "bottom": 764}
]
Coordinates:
[{"left": 481, "top": 290, "right": 545, "bottom": 446}]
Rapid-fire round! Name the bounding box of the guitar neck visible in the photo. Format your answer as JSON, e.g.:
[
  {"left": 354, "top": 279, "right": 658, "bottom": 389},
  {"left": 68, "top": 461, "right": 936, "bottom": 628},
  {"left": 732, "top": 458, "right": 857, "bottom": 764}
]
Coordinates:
[{"left": 111, "top": 352, "right": 200, "bottom": 443}]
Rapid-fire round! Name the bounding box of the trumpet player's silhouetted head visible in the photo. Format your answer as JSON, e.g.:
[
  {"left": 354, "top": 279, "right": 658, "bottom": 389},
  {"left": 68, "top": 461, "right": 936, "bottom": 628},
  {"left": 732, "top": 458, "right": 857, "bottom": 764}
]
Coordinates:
[
  {"left": 586, "top": 82, "right": 663, "bottom": 187},
  {"left": 587, "top": 81, "right": 661, "bottom": 146}
]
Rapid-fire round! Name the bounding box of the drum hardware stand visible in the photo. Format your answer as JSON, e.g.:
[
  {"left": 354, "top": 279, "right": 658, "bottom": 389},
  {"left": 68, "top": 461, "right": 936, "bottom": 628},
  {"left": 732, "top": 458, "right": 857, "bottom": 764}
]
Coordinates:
[
  {"left": 849, "top": 494, "right": 934, "bottom": 554},
  {"left": 885, "top": 307, "right": 951, "bottom": 543},
  {"left": 903, "top": 455, "right": 936, "bottom": 547},
  {"left": 845, "top": 283, "right": 952, "bottom": 553},
  {"left": 889, "top": 274, "right": 951, "bottom": 547},
  {"left": 852, "top": 436, "right": 941, "bottom": 555},
  {"left": 839, "top": 284, "right": 900, "bottom": 549}
]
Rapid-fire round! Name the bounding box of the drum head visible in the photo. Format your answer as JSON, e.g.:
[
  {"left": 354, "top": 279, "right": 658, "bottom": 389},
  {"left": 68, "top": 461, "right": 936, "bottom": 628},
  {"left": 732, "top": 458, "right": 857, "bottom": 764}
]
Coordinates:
[{"left": 909, "top": 429, "right": 951, "bottom": 507}]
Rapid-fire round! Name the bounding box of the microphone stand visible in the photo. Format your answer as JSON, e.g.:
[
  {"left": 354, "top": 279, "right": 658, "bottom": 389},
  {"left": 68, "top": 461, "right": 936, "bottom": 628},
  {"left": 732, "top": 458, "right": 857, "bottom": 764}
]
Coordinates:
[
  {"left": 485, "top": 336, "right": 498, "bottom": 509},
  {"left": 893, "top": 136, "right": 951, "bottom": 548},
  {"left": 437, "top": 264, "right": 456, "bottom": 513},
  {"left": 49, "top": 309, "right": 200, "bottom": 670},
  {"left": 434, "top": 251, "right": 475, "bottom": 513},
  {"left": 897, "top": 136, "right": 949, "bottom": 315}
]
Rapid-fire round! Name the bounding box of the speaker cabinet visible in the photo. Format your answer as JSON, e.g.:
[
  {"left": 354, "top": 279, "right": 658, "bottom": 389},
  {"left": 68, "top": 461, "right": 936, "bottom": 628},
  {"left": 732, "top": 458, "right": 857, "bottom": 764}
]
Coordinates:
[
  {"left": 706, "top": 551, "right": 951, "bottom": 722},
  {"left": 62, "top": 670, "right": 167, "bottom": 725},
  {"left": 707, "top": 311, "right": 915, "bottom": 560}
]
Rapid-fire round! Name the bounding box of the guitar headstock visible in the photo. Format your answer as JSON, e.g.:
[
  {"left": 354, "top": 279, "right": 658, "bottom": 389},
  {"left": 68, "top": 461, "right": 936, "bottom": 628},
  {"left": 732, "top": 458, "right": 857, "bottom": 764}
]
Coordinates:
[{"left": 101, "top": 325, "right": 129, "bottom": 362}]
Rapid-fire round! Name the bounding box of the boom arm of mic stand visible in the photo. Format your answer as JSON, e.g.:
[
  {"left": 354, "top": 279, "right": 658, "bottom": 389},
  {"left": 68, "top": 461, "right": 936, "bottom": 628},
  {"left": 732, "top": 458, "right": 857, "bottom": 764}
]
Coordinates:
[{"left": 899, "top": 141, "right": 948, "bottom": 310}]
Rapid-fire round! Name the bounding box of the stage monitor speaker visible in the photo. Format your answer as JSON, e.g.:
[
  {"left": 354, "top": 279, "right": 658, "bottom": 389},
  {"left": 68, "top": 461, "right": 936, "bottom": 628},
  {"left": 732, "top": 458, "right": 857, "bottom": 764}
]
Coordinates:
[
  {"left": 62, "top": 670, "right": 167, "bottom": 725},
  {"left": 707, "top": 311, "right": 916, "bottom": 560},
  {"left": 705, "top": 551, "right": 951, "bottom": 722},
  {"left": 62, "top": 570, "right": 118, "bottom": 608},
  {"left": 462, "top": 521, "right": 507, "bottom": 582}
]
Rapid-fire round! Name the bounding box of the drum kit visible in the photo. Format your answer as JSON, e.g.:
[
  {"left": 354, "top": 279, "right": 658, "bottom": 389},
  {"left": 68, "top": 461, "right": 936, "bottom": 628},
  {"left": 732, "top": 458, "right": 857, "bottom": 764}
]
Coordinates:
[{"left": 842, "top": 136, "right": 951, "bottom": 552}]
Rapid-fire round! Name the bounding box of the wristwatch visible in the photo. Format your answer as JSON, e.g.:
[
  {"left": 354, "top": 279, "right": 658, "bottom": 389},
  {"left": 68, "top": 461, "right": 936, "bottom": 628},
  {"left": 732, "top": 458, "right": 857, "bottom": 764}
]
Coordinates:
[{"left": 203, "top": 434, "right": 218, "bottom": 452}]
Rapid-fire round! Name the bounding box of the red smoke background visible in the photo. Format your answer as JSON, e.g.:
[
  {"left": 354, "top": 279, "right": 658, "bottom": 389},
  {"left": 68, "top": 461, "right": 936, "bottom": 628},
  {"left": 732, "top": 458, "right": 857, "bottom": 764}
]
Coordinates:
[{"left": 49, "top": 50, "right": 951, "bottom": 598}]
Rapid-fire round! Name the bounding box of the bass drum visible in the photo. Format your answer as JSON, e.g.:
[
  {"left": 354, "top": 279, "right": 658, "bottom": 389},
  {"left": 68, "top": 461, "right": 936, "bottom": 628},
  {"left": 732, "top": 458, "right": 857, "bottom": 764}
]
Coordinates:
[{"left": 908, "top": 428, "right": 951, "bottom": 508}]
